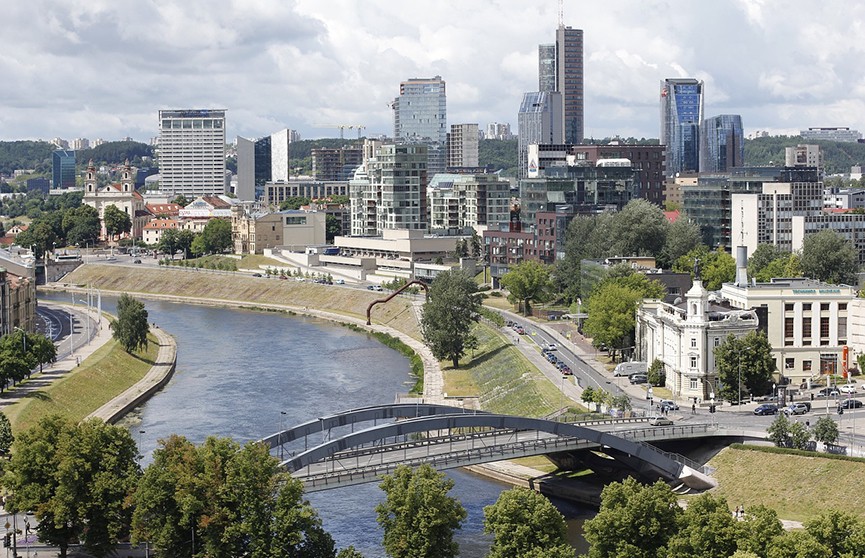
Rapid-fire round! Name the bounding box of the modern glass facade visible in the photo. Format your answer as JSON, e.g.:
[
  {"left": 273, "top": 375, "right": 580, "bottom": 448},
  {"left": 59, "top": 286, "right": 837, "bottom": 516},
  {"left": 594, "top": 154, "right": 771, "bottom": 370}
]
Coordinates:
[
  {"left": 538, "top": 44, "right": 556, "bottom": 92},
  {"left": 393, "top": 76, "right": 447, "bottom": 177},
  {"left": 700, "top": 115, "right": 744, "bottom": 173},
  {"left": 660, "top": 79, "right": 703, "bottom": 176},
  {"left": 517, "top": 91, "right": 563, "bottom": 178},
  {"left": 52, "top": 149, "right": 76, "bottom": 189},
  {"left": 556, "top": 26, "right": 584, "bottom": 145}
]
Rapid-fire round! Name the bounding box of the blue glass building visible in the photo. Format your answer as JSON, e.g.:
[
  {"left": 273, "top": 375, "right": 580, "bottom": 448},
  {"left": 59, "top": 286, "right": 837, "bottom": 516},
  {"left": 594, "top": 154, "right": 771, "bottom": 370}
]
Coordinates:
[
  {"left": 52, "top": 149, "right": 76, "bottom": 189},
  {"left": 700, "top": 114, "right": 744, "bottom": 173},
  {"left": 660, "top": 78, "right": 704, "bottom": 176}
]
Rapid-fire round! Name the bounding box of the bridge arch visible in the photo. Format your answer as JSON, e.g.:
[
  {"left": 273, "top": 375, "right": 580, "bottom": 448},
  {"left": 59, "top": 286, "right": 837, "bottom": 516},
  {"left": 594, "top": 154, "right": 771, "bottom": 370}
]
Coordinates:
[{"left": 285, "top": 413, "right": 685, "bottom": 481}]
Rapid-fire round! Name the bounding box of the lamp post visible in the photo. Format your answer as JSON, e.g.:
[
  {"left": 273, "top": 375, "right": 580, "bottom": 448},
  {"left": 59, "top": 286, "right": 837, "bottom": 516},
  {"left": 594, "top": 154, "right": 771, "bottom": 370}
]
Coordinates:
[
  {"left": 738, "top": 354, "right": 742, "bottom": 406},
  {"left": 279, "top": 411, "right": 287, "bottom": 461},
  {"left": 648, "top": 387, "right": 654, "bottom": 416}
]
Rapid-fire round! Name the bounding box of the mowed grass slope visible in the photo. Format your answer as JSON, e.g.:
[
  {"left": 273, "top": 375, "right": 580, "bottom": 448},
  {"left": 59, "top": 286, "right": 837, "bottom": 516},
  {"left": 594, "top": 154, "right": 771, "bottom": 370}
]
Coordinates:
[
  {"left": 62, "top": 264, "right": 421, "bottom": 339},
  {"left": 5, "top": 333, "right": 159, "bottom": 433},
  {"left": 708, "top": 446, "right": 865, "bottom": 522},
  {"left": 444, "top": 323, "right": 566, "bottom": 417}
]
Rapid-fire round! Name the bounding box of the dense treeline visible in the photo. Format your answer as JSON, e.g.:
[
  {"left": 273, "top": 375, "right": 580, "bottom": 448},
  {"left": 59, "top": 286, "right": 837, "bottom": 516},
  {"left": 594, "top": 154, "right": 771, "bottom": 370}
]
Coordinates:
[
  {"left": 0, "top": 140, "right": 55, "bottom": 175},
  {"left": 744, "top": 135, "right": 865, "bottom": 174},
  {"left": 0, "top": 190, "right": 83, "bottom": 220},
  {"left": 479, "top": 138, "right": 519, "bottom": 175},
  {"left": 76, "top": 140, "right": 153, "bottom": 166}
]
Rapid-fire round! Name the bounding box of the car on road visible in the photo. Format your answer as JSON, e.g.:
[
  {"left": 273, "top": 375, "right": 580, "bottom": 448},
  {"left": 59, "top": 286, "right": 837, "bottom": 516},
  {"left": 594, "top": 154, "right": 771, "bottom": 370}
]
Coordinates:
[
  {"left": 783, "top": 402, "right": 810, "bottom": 415},
  {"left": 816, "top": 387, "right": 840, "bottom": 397},
  {"left": 840, "top": 384, "right": 858, "bottom": 394},
  {"left": 367, "top": 285, "right": 383, "bottom": 291},
  {"left": 838, "top": 399, "right": 864, "bottom": 409},
  {"left": 560, "top": 365, "right": 572, "bottom": 375},
  {"left": 252, "top": 273, "right": 262, "bottom": 277},
  {"left": 648, "top": 416, "right": 674, "bottom": 427},
  {"left": 659, "top": 399, "right": 679, "bottom": 411},
  {"left": 754, "top": 403, "right": 778, "bottom": 415},
  {"left": 132, "top": 258, "right": 142, "bottom": 264},
  {"left": 544, "top": 343, "right": 558, "bottom": 351},
  {"left": 628, "top": 373, "right": 648, "bottom": 385}
]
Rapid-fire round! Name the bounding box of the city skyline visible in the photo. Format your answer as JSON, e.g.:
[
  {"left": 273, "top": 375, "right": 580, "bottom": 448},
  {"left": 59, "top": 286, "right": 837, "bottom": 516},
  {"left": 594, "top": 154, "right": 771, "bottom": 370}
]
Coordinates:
[{"left": 3, "top": 1, "right": 864, "bottom": 144}]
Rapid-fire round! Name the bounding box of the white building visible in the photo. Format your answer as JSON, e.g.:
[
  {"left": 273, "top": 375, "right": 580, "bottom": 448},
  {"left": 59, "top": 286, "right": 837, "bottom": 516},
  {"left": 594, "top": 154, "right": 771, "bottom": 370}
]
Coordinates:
[
  {"left": 157, "top": 109, "right": 227, "bottom": 197},
  {"left": 637, "top": 277, "right": 758, "bottom": 400},
  {"left": 82, "top": 161, "right": 149, "bottom": 240}
]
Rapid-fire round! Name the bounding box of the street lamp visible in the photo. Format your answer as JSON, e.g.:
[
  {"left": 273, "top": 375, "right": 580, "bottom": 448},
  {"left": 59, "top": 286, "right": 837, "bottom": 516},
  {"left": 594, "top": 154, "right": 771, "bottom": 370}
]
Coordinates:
[
  {"left": 647, "top": 387, "right": 654, "bottom": 416},
  {"left": 279, "top": 411, "right": 287, "bottom": 461}
]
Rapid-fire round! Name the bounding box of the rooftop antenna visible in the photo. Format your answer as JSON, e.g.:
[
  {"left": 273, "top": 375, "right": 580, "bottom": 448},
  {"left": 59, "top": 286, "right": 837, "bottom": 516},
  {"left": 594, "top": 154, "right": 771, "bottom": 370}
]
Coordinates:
[{"left": 558, "top": 0, "right": 563, "bottom": 27}]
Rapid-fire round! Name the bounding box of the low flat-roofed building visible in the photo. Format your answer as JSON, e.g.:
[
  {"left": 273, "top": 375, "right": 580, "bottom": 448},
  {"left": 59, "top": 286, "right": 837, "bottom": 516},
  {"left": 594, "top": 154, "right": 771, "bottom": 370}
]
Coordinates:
[{"left": 231, "top": 206, "right": 326, "bottom": 254}]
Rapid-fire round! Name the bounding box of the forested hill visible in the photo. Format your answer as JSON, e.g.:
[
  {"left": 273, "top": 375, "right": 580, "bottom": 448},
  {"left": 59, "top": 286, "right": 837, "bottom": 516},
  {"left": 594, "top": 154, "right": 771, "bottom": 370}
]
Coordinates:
[
  {"left": 744, "top": 136, "right": 865, "bottom": 174},
  {"left": 0, "top": 141, "right": 55, "bottom": 175}
]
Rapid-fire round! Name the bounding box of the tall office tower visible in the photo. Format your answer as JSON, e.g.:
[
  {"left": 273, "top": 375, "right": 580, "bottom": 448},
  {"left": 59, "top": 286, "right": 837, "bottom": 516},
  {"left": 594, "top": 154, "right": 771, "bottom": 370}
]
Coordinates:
[
  {"left": 350, "top": 144, "right": 428, "bottom": 235},
  {"left": 538, "top": 44, "right": 556, "bottom": 92},
  {"left": 517, "top": 91, "right": 564, "bottom": 177},
  {"left": 447, "top": 123, "right": 480, "bottom": 168},
  {"left": 158, "top": 109, "right": 227, "bottom": 197},
  {"left": 52, "top": 149, "right": 76, "bottom": 189},
  {"left": 312, "top": 146, "right": 363, "bottom": 181},
  {"left": 393, "top": 75, "right": 447, "bottom": 177},
  {"left": 660, "top": 78, "right": 704, "bottom": 177},
  {"left": 236, "top": 128, "right": 293, "bottom": 200},
  {"left": 555, "top": 26, "right": 584, "bottom": 144},
  {"left": 700, "top": 114, "right": 744, "bottom": 173},
  {"left": 72, "top": 138, "right": 90, "bottom": 150}
]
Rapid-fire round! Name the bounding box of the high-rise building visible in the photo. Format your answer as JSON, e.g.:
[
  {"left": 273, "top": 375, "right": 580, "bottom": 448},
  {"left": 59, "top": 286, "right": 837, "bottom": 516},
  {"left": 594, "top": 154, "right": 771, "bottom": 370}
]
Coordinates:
[
  {"left": 446, "top": 124, "right": 479, "bottom": 168},
  {"left": 700, "top": 115, "right": 744, "bottom": 173},
  {"left": 538, "top": 44, "right": 556, "bottom": 92},
  {"left": 393, "top": 76, "right": 447, "bottom": 177},
  {"left": 660, "top": 78, "right": 704, "bottom": 176},
  {"left": 158, "top": 109, "right": 227, "bottom": 197},
  {"left": 785, "top": 144, "right": 823, "bottom": 169},
  {"left": 349, "top": 144, "right": 428, "bottom": 236},
  {"left": 236, "top": 128, "right": 293, "bottom": 201},
  {"left": 518, "top": 91, "right": 564, "bottom": 177},
  {"left": 800, "top": 127, "right": 862, "bottom": 143},
  {"left": 312, "top": 147, "right": 363, "bottom": 181},
  {"left": 52, "top": 149, "right": 76, "bottom": 189},
  {"left": 72, "top": 138, "right": 90, "bottom": 151},
  {"left": 555, "top": 26, "right": 584, "bottom": 144},
  {"left": 485, "top": 123, "right": 513, "bottom": 140}
]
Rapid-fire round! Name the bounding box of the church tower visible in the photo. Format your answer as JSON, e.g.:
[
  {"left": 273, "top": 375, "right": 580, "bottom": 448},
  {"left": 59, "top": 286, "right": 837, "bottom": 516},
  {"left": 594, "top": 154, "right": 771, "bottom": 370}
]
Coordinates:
[{"left": 85, "top": 160, "right": 97, "bottom": 194}]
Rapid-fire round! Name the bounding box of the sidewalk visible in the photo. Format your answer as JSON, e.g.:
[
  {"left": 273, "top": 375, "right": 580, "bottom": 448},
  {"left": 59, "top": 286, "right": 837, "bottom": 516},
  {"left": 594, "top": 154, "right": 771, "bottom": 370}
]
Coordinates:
[{"left": 0, "top": 306, "right": 113, "bottom": 411}]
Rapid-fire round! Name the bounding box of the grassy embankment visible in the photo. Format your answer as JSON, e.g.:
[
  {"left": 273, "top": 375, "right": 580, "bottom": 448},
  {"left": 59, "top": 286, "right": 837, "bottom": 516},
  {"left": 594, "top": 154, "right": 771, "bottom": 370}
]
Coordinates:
[
  {"left": 4, "top": 333, "right": 159, "bottom": 434},
  {"left": 708, "top": 445, "right": 865, "bottom": 522}
]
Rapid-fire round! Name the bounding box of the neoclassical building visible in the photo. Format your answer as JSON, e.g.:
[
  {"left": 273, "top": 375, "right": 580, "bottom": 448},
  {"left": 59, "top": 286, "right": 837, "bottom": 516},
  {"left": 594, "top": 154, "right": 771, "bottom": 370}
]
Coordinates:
[{"left": 636, "top": 276, "right": 758, "bottom": 400}]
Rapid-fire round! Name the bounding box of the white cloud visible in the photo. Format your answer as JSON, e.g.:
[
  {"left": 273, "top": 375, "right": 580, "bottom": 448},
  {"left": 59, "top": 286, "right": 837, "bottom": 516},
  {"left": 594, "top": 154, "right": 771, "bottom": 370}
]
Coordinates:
[{"left": 0, "top": 0, "right": 864, "bottom": 144}]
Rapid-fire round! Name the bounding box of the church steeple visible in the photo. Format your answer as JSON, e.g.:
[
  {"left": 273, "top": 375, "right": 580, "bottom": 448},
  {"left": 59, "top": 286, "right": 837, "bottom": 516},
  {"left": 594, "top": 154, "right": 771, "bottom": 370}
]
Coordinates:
[
  {"left": 85, "top": 159, "right": 97, "bottom": 194},
  {"left": 120, "top": 159, "right": 134, "bottom": 193},
  {"left": 686, "top": 258, "right": 708, "bottom": 322}
]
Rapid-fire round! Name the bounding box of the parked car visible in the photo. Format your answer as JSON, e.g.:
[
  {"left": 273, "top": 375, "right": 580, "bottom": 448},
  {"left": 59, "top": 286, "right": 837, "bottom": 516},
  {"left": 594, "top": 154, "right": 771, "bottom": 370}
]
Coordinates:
[
  {"left": 252, "top": 273, "right": 263, "bottom": 277},
  {"left": 754, "top": 403, "right": 778, "bottom": 416},
  {"left": 840, "top": 384, "right": 858, "bottom": 394},
  {"left": 659, "top": 399, "right": 679, "bottom": 411},
  {"left": 132, "top": 258, "right": 142, "bottom": 264},
  {"left": 629, "top": 373, "right": 648, "bottom": 385},
  {"left": 783, "top": 402, "right": 809, "bottom": 415},
  {"left": 544, "top": 343, "right": 558, "bottom": 351},
  {"left": 816, "top": 387, "right": 840, "bottom": 397},
  {"left": 560, "top": 365, "right": 572, "bottom": 375},
  {"left": 838, "top": 399, "right": 864, "bottom": 409},
  {"left": 335, "top": 279, "right": 345, "bottom": 285},
  {"left": 648, "top": 416, "right": 674, "bottom": 427}
]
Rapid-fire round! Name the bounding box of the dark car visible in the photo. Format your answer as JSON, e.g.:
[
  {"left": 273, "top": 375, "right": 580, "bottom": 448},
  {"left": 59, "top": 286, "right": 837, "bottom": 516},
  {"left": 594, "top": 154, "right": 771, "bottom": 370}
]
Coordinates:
[
  {"left": 252, "top": 273, "right": 263, "bottom": 277},
  {"left": 133, "top": 258, "right": 142, "bottom": 264},
  {"left": 816, "top": 387, "right": 840, "bottom": 397},
  {"left": 629, "top": 373, "right": 648, "bottom": 385},
  {"left": 754, "top": 403, "right": 778, "bottom": 416},
  {"left": 839, "top": 399, "right": 864, "bottom": 409}
]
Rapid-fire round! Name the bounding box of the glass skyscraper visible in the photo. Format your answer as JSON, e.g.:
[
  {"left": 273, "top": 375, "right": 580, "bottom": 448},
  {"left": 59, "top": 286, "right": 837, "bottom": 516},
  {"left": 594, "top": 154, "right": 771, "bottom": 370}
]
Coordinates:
[
  {"left": 538, "top": 44, "right": 556, "bottom": 92},
  {"left": 556, "top": 26, "right": 584, "bottom": 145},
  {"left": 700, "top": 114, "right": 744, "bottom": 173},
  {"left": 517, "top": 91, "right": 564, "bottom": 178},
  {"left": 393, "top": 76, "right": 447, "bottom": 177},
  {"left": 660, "top": 78, "right": 704, "bottom": 176},
  {"left": 52, "top": 149, "right": 76, "bottom": 189}
]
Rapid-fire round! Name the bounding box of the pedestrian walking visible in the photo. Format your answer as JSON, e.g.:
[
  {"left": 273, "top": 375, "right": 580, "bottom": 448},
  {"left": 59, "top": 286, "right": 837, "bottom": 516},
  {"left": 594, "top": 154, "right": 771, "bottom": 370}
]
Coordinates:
[
  {"left": 734, "top": 505, "right": 740, "bottom": 518},
  {"left": 739, "top": 504, "right": 745, "bottom": 518},
  {"left": 692, "top": 403, "right": 696, "bottom": 414}
]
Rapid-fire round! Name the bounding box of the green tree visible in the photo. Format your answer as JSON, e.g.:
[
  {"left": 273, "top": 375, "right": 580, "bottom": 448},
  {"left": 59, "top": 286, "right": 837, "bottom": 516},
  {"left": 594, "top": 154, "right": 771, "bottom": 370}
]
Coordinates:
[
  {"left": 580, "top": 386, "right": 596, "bottom": 409},
  {"left": 102, "top": 204, "right": 132, "bottom": 241},
  {"left": 325, "top": 214, "right": 341, "bottom": 243},
  {"left": 805, "top": 510, "right": 865, "bottom": 557},
  {"left": 674, "top": 245, "right": 736, "bottom": 290},
  {"left": 789, "top": 421, "right": 811, "bottom": 450},
  {"left": 0, "top": 411, "right": 13, "bottom": 454},
  {"left": 26, "top": 331, "right": 57, "bottom": 373},
  {"left": 500, "top": 260, "right": 554, "bottom": 316},
  {"left": 15, "top": 220, "right": 57, "bottom": 257},
  {"left": 483, "top": 488, "right": 571, "bottom": 558},
  {"left": 171, "top": 194, "right": 191, "bottom": 207},
  {"left": 582, "top": 478, "right": 681, "bottom": 558},
  {"left": 420, "top": 270, "right": 480, "bottom": 368},
  {"left": 608, "top": 199, "right": 668, "bottom": 257},
  {"left": 811, "top": 416, "right": 839, "bottom": 445},
  {"left": 337, "top": 547, "right": 366, "bottom": 558},
  {"left": 156, "top": 228, "right": 179, "bottom": 255},
  {"left": 713, "top": 331, "right": 776, "bottom": 402},
  {"left": 109, "top": 293, "right": 149, "bottom": 353},
  {"left": 191, "top": 218, "right": 232, "bottom": 255},
  {"left": 2, "top": 415, "right": 139, "bottom": 558},
  {"left": 62, "top": 204, "right": 101, "bottom": 246},
  {"left": 761, "top": 253, "right": 802, "bottom": 282},
  {"left": 376, "top": 464, "right": 467, "bottom": 558},
  {"left": 736, "top": 504, "right": 784, "bottom": 557},
  {"left": 800, "top": 230, "right": 859, "bottom": 285},
  {"left": 176, "top": 229, "right": 196, "bottom": 258},
  {"left": 647, "top": 358, "right": 665, "bottom": 387},
  {"left": 666, "top": 493, "right": 739, "bottom": 558},
  {"left": 767, "top": 413, "right": 793, "bottom": 447},
  {"left": 747, "top": 244, "right": 785, "bottom": 282},
  {"left": 658, "top": 216, "right": 702, "bottom": 269},
  {"left": 766, "top": 530, "right": 831, "bottom": 558},
  {"left": 0, "top": 335, "right": 32, "bottom": 389},
  {"left": 279, "top": 196, "right": 312, "bottom": 210}
]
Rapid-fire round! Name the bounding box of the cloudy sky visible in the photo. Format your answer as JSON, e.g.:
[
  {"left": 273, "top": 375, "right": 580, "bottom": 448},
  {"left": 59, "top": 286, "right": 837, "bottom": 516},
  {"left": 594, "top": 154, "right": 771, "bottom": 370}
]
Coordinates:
[{"left": 3, "top": 0, "right": 864, "bottom": 144}]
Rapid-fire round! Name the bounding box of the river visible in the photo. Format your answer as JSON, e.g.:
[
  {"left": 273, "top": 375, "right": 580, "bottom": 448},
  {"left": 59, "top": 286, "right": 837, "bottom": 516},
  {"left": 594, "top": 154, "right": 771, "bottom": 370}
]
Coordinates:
[{"left": 40, "top": 292, "right": 591, "bottom": 557}]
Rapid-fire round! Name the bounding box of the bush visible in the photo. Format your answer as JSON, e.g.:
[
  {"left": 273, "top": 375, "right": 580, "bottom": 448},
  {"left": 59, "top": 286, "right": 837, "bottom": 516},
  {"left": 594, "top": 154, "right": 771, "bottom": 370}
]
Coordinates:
[{"left": 648, "top": 359, "right": 666, "bottom": 387}]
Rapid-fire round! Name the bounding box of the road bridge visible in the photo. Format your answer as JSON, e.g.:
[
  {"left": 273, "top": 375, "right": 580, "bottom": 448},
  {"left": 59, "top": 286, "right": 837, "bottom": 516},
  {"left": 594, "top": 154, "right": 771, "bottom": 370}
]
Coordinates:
[{"left": 262, "top": 405, "right": 759, "bottom": 493}]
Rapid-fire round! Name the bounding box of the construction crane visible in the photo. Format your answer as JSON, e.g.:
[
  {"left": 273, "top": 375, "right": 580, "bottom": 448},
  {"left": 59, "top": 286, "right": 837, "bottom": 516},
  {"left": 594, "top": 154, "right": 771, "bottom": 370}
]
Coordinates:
[{"left": 314, "top": 124, "right": 366, "bottom": 139}]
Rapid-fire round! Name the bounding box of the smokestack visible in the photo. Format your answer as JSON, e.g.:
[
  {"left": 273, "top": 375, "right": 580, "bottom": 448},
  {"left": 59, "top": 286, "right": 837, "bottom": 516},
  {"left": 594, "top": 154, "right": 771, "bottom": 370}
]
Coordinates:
[{"left": 734, "top": 246, "right": 748, "bottom": 286}]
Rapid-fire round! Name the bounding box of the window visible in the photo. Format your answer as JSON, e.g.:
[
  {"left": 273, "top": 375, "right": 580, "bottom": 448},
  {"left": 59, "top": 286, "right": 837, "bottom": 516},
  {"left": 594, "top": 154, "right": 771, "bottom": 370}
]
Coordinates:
[
  {"left": 785, "top": 358, "right": 795, "bottom": 370},
  {"left": 690, "top": 378, "right": 698, "bottom": 390},
  {"left": 821, "top": 317, "right": 830, "bottom": 338},
  {"left": 803, "top": 303, "right": 812, "bottom": 311},
  {"left": 803, "top": 360, "right": 812, "bottom": 372},
  {"left": 690, "top": 356, "right": 698, "bottom": 368},
  {"left": 714, "top": 337, "right": 721, "bottom": 347},
  {"left": 690, "top": 338, "right": 697, "bottom": 348},
  {"left": 785, "top": 303, "right": 794, "bottom": 312},
  {"left": 785, "top": 317, "right": 794, "bottom": 338},
  {"left": 821, "top": 303, "right": 830, "bottom": 311}
]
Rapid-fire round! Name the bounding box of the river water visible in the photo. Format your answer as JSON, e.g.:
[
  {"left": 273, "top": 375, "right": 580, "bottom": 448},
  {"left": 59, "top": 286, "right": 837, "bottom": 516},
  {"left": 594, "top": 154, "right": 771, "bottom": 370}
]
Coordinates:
[{"left": 40, "top": 293, "right": 590, "bottom": 557}]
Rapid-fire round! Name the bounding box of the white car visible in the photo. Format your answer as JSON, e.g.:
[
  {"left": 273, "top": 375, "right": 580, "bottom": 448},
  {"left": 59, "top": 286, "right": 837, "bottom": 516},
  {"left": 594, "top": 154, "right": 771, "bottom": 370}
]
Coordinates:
[
  {"left": 840, "top": 384, "right": 858, "bottom": 394},
  {"left": 544, "top": 343, "right": 558, "bottom": 351}
]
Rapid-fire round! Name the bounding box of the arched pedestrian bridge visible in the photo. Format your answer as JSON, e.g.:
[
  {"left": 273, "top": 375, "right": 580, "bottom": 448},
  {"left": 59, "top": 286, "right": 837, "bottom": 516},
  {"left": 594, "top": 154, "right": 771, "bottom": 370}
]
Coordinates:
[{"left": 259, "top": 404, "right": 753, "bottom": 493}]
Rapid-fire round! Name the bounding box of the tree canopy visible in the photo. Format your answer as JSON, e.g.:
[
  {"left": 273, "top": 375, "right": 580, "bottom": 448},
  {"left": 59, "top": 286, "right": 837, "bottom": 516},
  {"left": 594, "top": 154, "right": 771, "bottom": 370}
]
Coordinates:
[
  {"left": 110, "top": 293, "right": 149, "bottom": 353},
  {"left": 500, "top": 260, "right": 554, "bottom": 315},
  {"left": 420, "top": 270, "right": 480, "bottom": 368},
  {"left": 483, "top": 488, "right": 572, "bottom": 558},
  {"left": 191, "top": 218, "right": 232, "bottom": 256},
  {"left": 103, "top": 204, "right": 132, "bottom": 240},
  {"left": 674, "top": 245, "right": 736, "bottom": 290},
  {"left": 714, "top": 331, "right": 776, "bottom": 402},
  {"left": 376, "top": 464, "right": 466, "bottom": 558},
  {"left": 800, "top": 230, "right": 859, "bottom": 285}
]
